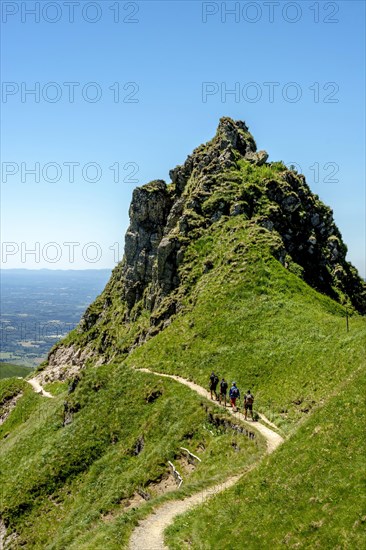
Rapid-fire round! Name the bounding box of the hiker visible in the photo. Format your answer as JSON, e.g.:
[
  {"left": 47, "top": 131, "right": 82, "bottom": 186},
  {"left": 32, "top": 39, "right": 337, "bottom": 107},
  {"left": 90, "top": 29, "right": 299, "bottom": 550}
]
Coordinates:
[
  {"left": 244, "top": 390, "right": 255, "bottom": 420},
  {"left": 229, "top": 382, "right": 240, "bottom": 411},
  {"left": 209, "top": 371, "right": 219, "bottom": 400},
  {"left": 219, "top": 377, "right": 228, "bottom": 406}
]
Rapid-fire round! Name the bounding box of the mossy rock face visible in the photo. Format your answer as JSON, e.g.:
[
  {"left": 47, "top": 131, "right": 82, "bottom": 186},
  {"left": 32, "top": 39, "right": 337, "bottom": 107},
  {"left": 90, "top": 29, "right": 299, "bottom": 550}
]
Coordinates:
[{"left": 45, "top": 117, "right": 365, "bottom": 376}]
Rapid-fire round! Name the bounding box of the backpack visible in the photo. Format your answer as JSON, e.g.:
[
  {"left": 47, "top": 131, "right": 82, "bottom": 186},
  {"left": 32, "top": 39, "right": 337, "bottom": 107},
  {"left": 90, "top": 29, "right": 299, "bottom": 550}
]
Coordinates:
[
  {"left": 231, "top": 387, "right": 239, "bottom": 398},
  {"left": 213, "top": 375, "right": 219, "bottom": 385},
  {"left": 246, "top": 393, "right": 254, "bottom": 404},
  {"left": 221, "top": 381, "right": 228, "bottom": 392}
]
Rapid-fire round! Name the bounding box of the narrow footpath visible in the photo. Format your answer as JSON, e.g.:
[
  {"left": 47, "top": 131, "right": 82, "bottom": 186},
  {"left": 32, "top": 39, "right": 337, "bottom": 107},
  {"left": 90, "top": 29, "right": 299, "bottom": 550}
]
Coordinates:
[
  {"left": 25, "top": 378, "right": 54, "bottom": 399},
  {"left": 129, "top": 368, "right": 284, "bottom": 550},
  {"left": 22, "top": 370, "right": 283, "bottom": 550}
]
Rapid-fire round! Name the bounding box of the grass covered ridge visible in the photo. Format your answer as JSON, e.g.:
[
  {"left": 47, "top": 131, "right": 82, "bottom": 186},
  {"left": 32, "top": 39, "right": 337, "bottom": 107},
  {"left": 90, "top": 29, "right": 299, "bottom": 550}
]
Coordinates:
[{"left": 44, "top": 153, "right": 365, "bottom": 371}]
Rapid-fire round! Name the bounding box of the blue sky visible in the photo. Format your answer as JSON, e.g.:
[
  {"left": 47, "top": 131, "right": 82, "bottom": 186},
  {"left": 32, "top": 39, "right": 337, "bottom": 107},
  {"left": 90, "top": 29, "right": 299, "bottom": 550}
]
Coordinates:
[{"left": 1, "top": 0, "right": 365, "bottom": 276}]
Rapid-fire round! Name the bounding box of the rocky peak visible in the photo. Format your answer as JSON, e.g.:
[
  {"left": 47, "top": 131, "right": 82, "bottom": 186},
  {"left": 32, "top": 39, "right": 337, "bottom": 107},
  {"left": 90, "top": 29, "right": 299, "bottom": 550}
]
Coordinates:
[
  {"left": 121, "top": 119, "right": 257, "bottom": 313},
  {"left": 216, "top": 117, "right": 253, "bottom": 154},
  {"left": 114, "top": 117, "right": 364, "bottom": 319},
  {"left": 169, "top": 118, "right": 267, "bottom": 195},
  {"left": 45, "top": 116, "right": 365, "bottom": 377}
]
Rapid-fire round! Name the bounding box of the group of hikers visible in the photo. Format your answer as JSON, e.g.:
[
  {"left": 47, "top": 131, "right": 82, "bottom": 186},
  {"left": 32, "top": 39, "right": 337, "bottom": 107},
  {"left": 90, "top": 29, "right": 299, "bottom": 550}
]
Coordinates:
[{"left": 209, "top": 372, "right": 255, "bottom": 420}]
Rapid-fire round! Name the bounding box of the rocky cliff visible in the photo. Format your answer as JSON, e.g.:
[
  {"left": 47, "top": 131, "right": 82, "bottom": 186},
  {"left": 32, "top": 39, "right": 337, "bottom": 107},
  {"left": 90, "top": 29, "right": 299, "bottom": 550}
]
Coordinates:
[{"left": 41, "top": 117, "right": 365, "bottom": 381}]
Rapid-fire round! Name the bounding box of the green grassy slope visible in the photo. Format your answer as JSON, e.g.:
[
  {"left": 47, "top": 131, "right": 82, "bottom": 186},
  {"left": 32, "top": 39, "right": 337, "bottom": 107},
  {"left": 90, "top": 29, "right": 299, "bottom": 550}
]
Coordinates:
[
  {"left": 0, "top": 378, "right": 40, "bottom": 436},
  {"left": 1, "top": 220, "right": 364, "bottom": 548},
  {"left": 126, "top": 218, "right": 366, "bottom": 433},
  {"left": 165, "top": 367, "right": 366, "bottom": 549},
  {"left": 0, "top": 366, "right": 264, "bottom": 549},
  {"left": 0, "top": 363, "right": 33, "bottom": 379}
]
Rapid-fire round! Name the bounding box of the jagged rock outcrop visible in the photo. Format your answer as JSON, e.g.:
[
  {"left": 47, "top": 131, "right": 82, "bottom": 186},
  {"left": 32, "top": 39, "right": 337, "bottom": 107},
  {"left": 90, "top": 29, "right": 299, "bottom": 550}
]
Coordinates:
[
  {"left": 123, "top": 180, "right": 172, "bottom": 310},
  {"left": 44, "top": 117, "right": 365, "bottom": 378},
  {"left": 118, "top": 118, "right": 264, "bottom": 315}
]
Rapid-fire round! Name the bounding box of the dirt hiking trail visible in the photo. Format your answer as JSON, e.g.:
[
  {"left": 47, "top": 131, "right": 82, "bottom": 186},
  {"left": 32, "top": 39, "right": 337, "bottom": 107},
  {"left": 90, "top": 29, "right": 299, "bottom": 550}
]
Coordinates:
[
  {"left": 20, "top": 369, "right": 283, "bottom": 549},
  {"left": 25, "top": 378, "right": 54, "bottom": 399},
  {"left": 129, "top": 368, "right": 284, "bottom": 550},
  {"left": 137, "top": 368, "right": 282, "bottom": 453}
]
